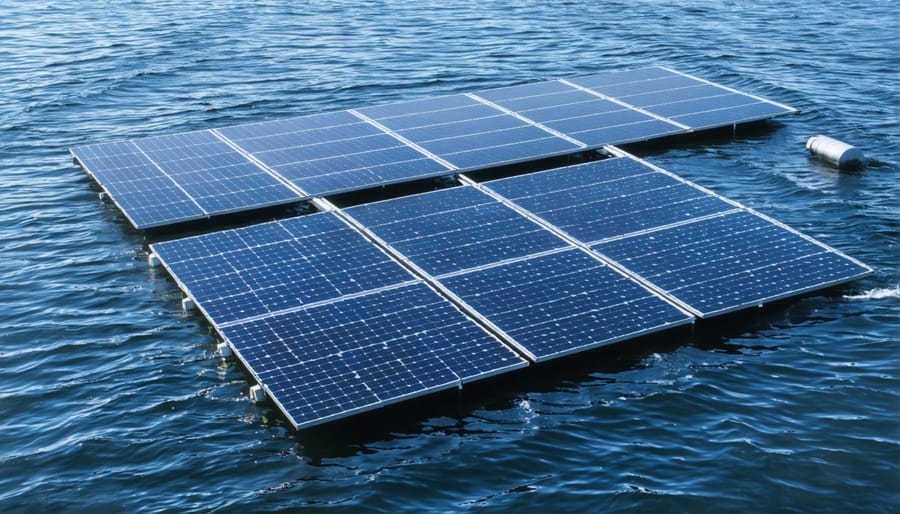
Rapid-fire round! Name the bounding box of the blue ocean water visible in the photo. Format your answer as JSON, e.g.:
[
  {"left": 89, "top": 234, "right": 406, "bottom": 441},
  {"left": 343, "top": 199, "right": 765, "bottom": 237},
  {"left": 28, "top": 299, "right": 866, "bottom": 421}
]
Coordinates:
[{"left": 1, "top": 1, "right": 898, "bottom": 512}]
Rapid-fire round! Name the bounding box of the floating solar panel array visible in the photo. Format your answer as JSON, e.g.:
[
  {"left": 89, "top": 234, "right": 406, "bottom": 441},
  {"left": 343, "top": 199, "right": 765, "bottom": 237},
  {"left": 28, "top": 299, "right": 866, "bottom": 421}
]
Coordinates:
[
  {"left": 73, "top": 66, "right": 795, "bottom": 229},
  {"left": 149, "top": 155, "right": 871, "bottom": 429},
  {"left": 75, "top": 65, "right": 874, "bottom": 430},
  {"left": 151, "top": 213, "right": 528, "bottom": 429}
]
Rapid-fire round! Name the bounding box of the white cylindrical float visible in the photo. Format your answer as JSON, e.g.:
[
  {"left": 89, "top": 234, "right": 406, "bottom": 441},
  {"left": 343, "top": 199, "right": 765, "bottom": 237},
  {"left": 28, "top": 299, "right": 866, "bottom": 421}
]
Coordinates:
[{"left": 806, "top": 135, "right": 865, "bottom": 169}]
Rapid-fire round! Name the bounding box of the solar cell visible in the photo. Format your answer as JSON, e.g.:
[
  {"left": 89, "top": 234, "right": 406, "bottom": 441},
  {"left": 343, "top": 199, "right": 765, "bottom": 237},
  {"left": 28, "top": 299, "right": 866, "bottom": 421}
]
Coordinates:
[
  {"left": 151, "top": 212, "right": 527, "bottom": 430},
  {"left": 592, "top": 210, "right": 872, "bottom": 317}
]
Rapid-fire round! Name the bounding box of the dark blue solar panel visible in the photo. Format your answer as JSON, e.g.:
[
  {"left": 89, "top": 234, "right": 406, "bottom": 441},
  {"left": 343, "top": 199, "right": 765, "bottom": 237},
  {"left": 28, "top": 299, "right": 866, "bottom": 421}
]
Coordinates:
[
  {"left": 666, "top": 102, "right": 796, "bottom": 130},
  {"left": 513, "top": 97, "right": 624, "bottom": 123},
  {"left": 568, "top": 67, "right": 795, "bottom": 132},
  {"left": 220, "top": 283, "right": 526, "bottom": 429},
  {"left": 346, "top": 186, "right": 566, "bottom": 276},
  {"left": 132, "top": 131, "right": 300, "bottom": 216},
  {"left": 592, "top": 210, "right": 873, "bottom": 317},
  {"left": 358, "top": 94, "right": 477, "bottom": 120},
  {"left": 479, "top": 89, "right": 600, "bottom": 113},
  {"left": 647, "top": 91, "right": 765, "bottom": 118},
  {"left": 440, "top": 249, "right": 692, "bottom": 361},
  {"left": 218, "top": 113, "right": 450, "bottom": 196},
  {"left": 398, "top": 114, "right": 525, "bottom": 142},
  {"left": 621, "top": 84, "right": 734, "bottom": 107},
  {"left": 359, "top": 93, "right": 582, "bottom": 170},
  {"left": 72, "top": 134, "right": 301, "bottom": 229},
  {"left": 474, "top": 84, "right": 685, "bottom": 146},
  {"left": 151, "top": 212, "right": 415, "bottom": 324},
  {"left": 475, "top": 80, "right": 575, "bottom": 102},
  {"left": 443, "top": 135, "right": 579, "bottom": 170},
  {"left": 578, "top": 73, "right": 704, "bottom": 99},
  {"left": 486, "top": 157, "right": 734, "bottom": 243},
  {"left": 72, "top": 141, "right": 205, "bottom": 228}
]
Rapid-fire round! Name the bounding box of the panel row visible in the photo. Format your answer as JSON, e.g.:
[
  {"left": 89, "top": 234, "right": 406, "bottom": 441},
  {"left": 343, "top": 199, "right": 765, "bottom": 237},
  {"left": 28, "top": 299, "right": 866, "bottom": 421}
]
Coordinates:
[{"left": 74, "top": 66, "right": 796, "bottom": 229}]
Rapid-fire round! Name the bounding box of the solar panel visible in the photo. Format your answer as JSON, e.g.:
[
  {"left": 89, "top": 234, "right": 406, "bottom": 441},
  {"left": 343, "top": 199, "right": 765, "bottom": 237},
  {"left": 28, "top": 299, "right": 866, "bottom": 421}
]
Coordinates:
[
  {"left": 568, "top": 66, "right": 796, "bottom": 130},
  {"left": 151, "top": 212, "right": 527, "bottom": 429},
  {"left": 439, "top": 249, "right": 692, "bottom": 361},
  {"left": 344, "top": 186, "right": 567, "bottom": 276},
  {"left": 73, "top": 140, "right": 205, "bottom": 228},
  {"left": 216, "top": 111, "right": 451, "bottom": 196},
  {"left": 484, "top": 157, "right": 735, "bottom": 243},
  {"left": 474, "top": 80, "right": 685, "bottom": 146},
  {"left": 74, "top": 66, "right": 796, "bottom": 229},
  {"left": 355, "top": 94, "right": 582, "bottom": 170},
  {"left": 72, "top": 131, "right": 302, "bottom": 229},
  {"left": 344, "top": 186, "right": 693, "bottom": 361},
  {"left": 592, "top": 210, "right": 873, "bottom": 317},
  {"left": 485, "top": 155, "right": 872, "bottom": 318}
]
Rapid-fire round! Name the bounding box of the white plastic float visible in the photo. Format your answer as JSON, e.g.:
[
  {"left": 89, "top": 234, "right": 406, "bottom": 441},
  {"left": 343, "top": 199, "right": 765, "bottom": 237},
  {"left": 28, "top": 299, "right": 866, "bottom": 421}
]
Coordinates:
[{"left": 806, "top": 135, "right": 865, "bottom": 169}]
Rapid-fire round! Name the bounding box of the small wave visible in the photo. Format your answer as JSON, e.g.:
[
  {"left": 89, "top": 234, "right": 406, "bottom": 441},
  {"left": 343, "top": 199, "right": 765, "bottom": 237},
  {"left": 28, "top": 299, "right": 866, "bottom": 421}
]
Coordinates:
[{"left": 844, "top": 285, "right": 900, "bottom": 300}]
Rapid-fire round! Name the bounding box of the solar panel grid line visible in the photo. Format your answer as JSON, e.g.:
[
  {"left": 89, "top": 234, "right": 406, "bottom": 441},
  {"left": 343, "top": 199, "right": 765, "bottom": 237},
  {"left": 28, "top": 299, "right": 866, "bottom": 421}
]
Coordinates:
[
  {"left": 431, "top": 246, "right": 573, "bottom": 280},
  {"left": 585, "top": 208, "right": 743, "bottom": 246},
  {"left": 658, "top": 66, "right": 799, "bottom": 114},
  {"left": 214, "top": 278, "right": 423, "bottom": 329},
  {"left": 464, "top": 91, "right": 589, "bottom": 149},
  {"left": 559, "top": 78, "right": 692, "bottom": 131},
  {"left": 210, "top": 128, "right": 310, "bottom": 197},
  {"left": 347, "top": 109, "right": 459, "bottom": 171}
]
